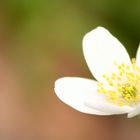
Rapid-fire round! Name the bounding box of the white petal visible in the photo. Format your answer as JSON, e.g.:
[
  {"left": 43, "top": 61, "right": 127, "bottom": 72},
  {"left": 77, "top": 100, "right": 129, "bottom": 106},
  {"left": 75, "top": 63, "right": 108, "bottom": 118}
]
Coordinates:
[
  {"left": 54, "top": 77, "right": 110, "bottom": 115},
  {"left": 54, "top": 77, "right": 133, "bottom": 115},
  {"left": 136, "top": 44, "right": 140, "bottom": 67},
  {"left": 85, "top": 97, "right": 133, "bottom": 115},
  {"left": 83, "top": 26, "right": 131, "bottom": 82},
  {"left": 127, "top": 104, "right": 140, "bottom": 118}
]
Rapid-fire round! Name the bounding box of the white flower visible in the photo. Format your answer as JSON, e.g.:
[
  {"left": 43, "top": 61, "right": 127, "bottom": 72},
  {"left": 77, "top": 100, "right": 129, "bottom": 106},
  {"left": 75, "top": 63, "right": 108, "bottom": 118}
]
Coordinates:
[{"left": 54, "top": 26, "right": 140, "bottom": 118}]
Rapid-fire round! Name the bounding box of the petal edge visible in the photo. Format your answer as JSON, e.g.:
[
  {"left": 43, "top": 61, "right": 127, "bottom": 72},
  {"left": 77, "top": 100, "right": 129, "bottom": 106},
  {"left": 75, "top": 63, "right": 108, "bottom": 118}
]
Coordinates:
[
  {"left": 83, "top": 26, "right": 131, "bottom": 82},
  {"left": 54, "top": 77, "right": 110, "bottom": 115}
]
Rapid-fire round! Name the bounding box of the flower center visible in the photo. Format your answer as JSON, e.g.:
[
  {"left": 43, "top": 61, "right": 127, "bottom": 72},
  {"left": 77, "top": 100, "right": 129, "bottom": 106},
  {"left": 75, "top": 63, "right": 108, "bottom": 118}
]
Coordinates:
[{"left": 97, "top": 58, "right": 140, "bottom": 106}]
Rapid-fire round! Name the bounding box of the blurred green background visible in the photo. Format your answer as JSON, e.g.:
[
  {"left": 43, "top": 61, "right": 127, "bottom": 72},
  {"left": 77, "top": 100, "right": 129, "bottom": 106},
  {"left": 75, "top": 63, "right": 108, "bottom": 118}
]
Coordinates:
[
  {"left": 0, "top": 0, "right": 139, "bottom": 94},
  {"left": 0, "top": 0, "right": 140, "bottom": 139}
]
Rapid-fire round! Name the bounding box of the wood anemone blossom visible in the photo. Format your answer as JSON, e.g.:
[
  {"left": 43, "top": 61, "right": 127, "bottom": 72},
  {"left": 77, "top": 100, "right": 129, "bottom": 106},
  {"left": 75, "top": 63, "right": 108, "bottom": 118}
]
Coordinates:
[{"left": 55, "top": 26, "right": 140, "bottom": 118}]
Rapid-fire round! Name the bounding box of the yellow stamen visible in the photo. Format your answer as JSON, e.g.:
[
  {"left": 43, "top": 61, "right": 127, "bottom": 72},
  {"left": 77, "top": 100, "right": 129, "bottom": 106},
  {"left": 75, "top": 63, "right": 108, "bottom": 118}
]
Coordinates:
[{"left": 97, "top": 58, "right": 140, "bottom": 106}]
